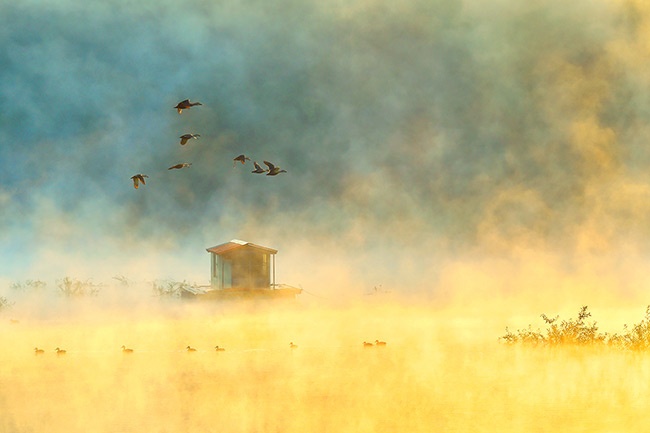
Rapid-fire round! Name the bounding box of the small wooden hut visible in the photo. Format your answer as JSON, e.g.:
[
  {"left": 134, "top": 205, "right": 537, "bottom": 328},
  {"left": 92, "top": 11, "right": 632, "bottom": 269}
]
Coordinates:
[{"left": 181, "top": 239, "right": 301, "bottom": 300}]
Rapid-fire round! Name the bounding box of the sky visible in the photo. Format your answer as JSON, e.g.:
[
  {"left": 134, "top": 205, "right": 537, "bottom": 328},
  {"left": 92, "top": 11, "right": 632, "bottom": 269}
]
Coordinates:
[{"left": 2, "top": 0, "right": 650, "bottom": 299}]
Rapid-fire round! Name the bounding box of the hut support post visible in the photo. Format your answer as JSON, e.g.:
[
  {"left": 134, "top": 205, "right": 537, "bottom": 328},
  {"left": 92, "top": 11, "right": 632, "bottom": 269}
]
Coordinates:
[{"left": 272, "top": 254, "right": 276, "bottom": 289}]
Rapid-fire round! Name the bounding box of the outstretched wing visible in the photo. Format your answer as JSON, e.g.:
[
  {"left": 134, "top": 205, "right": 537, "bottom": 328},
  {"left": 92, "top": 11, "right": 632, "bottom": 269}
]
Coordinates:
[{"left": 263, "top": 160, "right": 275, "bottom": 171}]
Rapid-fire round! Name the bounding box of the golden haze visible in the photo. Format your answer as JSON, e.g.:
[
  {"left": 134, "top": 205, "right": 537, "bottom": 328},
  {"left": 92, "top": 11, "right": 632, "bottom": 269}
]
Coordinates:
[{"left": 1, "top": 286, "right": 650, "bottom": 432}]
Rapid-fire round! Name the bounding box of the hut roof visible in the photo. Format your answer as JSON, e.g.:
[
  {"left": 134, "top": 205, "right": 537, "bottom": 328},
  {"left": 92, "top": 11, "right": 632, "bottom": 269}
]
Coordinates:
[{"left": 206, "top": 239, "right": 278, "bottom": 255}]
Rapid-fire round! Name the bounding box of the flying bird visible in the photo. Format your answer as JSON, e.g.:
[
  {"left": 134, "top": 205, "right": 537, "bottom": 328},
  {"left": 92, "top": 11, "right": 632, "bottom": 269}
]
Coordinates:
[
  {"left": 251, "top": 161, "right": 267, "bottom": 174},
  {"left": 263, "top": 160, "right": 287, "bottom": 176},
  {"left": 168, "top": 163, "right": 192, "bottom": 170},
  {"left": 233, "top": 154, "right": 251, "bottom": 167},
  {"left": 130, "top": 174, "right": 149, "bottom": 189},
  {"left": 179, "top": 133, "right": 200, "bottom": 145},
  {"left": 174, "top": 99, "right": 202, "bottom": 114}
]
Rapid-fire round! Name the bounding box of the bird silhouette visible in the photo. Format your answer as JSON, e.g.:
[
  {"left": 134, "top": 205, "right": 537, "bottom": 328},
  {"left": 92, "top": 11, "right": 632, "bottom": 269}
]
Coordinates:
[
  {"left": 290, "top": 342, "right": 298, "bottom": 349},
  {"left": 174, "top": 99, "right": 202, "bottom": 114},
  {"left": 251, "top": 161, "right": 267, "bottom": 174},
  {"left": 186, "top": 345, "right": 197, "bottom": 352},
  {"left": 55, "top": 347, "right": 67, "bottom": 355},
  {"left": 233, "top": 154, "right": 251, "bottom": 167},
  {"left": 264, "top": 161, "right": 287, "bottom": 176},
  {"left": 130, "top": 174, "right": 149, "bottom": 189},
  {"left": 179, "top": 133, "right": 200, "bottom": 145},
  {"left": 215, "top": 346, "right": 226, "bottom": 352},
  {"left": 121, "top": 345, "right": 134, "bottom": 353},
  {"left": 34, "top": 347, "right": 45, "bottom": 355},
  {"left": 375, "top": 340, "right": 387, "bottom": 346},
  {"left": 363, "top": 342, "right": 374, "bottom": 347},
  {"left": 168, "top": 163, "right": 192, "bottom": 170}
]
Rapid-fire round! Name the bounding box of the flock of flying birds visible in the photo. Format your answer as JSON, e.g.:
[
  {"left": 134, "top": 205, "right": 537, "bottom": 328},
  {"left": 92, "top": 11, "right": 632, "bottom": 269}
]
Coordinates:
[{"left": 129, "top": 98, "right": 287, "bottom": 189}]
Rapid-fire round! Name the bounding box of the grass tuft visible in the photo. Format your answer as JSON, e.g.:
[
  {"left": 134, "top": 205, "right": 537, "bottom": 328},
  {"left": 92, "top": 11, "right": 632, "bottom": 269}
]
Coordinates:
[{"left": 501, "top": 305, "right": 650, "bottom": 350}]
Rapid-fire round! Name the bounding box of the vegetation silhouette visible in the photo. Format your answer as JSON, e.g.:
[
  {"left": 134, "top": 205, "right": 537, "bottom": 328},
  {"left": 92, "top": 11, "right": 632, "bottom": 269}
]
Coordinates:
[{"left": 501, "top": 305, "right": 650, "bottom": 350}]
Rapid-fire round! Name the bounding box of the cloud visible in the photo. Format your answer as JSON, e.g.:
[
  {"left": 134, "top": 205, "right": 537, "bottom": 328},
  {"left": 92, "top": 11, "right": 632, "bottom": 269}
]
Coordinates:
[{"left": 2, "top": 0, "right": 650, "bottom": 290}]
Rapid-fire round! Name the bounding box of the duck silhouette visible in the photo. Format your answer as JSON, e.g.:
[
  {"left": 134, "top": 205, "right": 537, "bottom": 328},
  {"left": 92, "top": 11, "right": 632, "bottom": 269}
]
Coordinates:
[
  {"left": 233, "top": 154, "right": 251, "bottom": 167},
  {"left": 168, "top": 163, "right": 192, "bottom": 170},
  {"left": 34, "top": 347, "right": 45, "bottom": 355},
  {"left": 251, "top": 161, "right": 267, "bottom": 174},
  {"left": 179, "top": 133, "right": 200, "bottom": 145},
  {"left": 174, "top": 99, "right": 202, "bottom": 114},
  {"left": 130, "top": 174, "right": 149, "bottom": 189},
  {"left": 121, "top": 345, "right": 134, "bottom": 353},
  {"left": 264, "top": 161, "right": 287, "bottom": 176}
]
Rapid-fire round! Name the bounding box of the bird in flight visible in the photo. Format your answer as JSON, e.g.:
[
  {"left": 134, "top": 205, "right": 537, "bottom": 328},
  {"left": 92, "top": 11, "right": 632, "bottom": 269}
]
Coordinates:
[
  {"left": 130, "top": 174, "right": 149, "bottom": 189},
  {"left": 264, "top": 160, "right": 287, "bottom": 176},
  {"left": 233, "top": 154, "right": 251, "bottom": 167},
  {"left": 168, "top": 163, "right": 192, "bottom": 170},
  {"left": 174, "top": 99, "right": 202, "bottom": 114},
  {"left": 251, "top": 161, "right": 267, "bottom": 174},
  {"left": 179, "top": 133, "right": 200, "bottom": 145}
]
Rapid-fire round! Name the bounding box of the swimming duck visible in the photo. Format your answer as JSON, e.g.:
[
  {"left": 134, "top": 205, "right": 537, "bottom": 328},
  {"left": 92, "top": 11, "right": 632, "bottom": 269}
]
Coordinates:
[
  {"left": 186, "top": 345, "right": 197, "bottom": 352},
  {"left": 168, "top": 163, "right": 192, "bottom": 170},
  {"left": 233, "top": 154, "right": 251, "bottom": 167},
  {"left": 121, "top": 345, "right": 134, "bottom": 353},
  {"left": 215, "top": 346, "right": 226, "bottom": 352},
  {"left": 290, "top": 342, "right": 298, "bottom": 349},
  {"left": 363, "top": 342, "right": 374, "bottom": 347},
  {"left": 251, "top": 161, "right": 267, "bottom": 174},
  {"left": 375, "top": 340, "right": 387, "bottom": 346},
  {"left": 174, "top": 99, "right": 202, "bottom": 114},
  {"left": 55, "top": 347, "right": 67, "bottom": 355},
  {"left": 130, "top": 174, "right": 149, "bottom": 189},
  {"left": 34, "top": 347, "right": 45, "bottom": 354},
  {"left": 179, "top": 133, "right": 200, "bottom": 145},
  {"left": 263, "top": 161, "right": 287, "bottom": 176}
]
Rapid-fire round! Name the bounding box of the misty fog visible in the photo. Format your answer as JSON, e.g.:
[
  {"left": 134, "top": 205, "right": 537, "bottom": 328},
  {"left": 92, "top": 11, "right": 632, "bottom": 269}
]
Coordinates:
[
  {"left": 1, "top": 0, "right": 649, "bottom": 294},
  {"left": 3, "top": 0, "right": 650, "bottom": 431}
]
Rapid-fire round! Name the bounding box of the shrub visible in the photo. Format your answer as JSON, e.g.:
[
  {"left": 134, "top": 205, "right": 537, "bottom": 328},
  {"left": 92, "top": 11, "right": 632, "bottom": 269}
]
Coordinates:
[
  {"left": 152, "top": 280, "right": 189, "bottom": 298},
  {"left": 607, "top": 306, "right": 650, "bottom": 350},
  {"left": 501, "top": 306, "right": 605, "bottom": 346},
  {"left": 57, "top": 277, "right": 103, "bottom": 297},
  {"left": 0, "top": 296, "right": 13, "bottom": 313},
  {"left": 501, "top": 305, "right": 650, "bottom": 350},
  {"left": 10, "top": 279, "right": 47, "bottom": 292}
]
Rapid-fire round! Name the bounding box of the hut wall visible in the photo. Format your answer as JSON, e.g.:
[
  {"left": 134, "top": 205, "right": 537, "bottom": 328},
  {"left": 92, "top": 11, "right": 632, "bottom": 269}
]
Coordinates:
[{"left": 211, "top": 248, "right": 272, "bottom": 290}]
